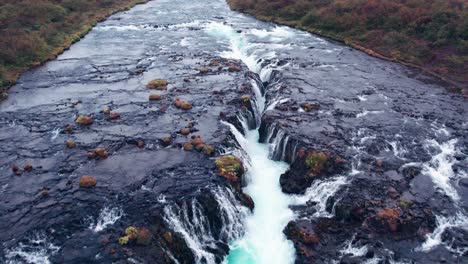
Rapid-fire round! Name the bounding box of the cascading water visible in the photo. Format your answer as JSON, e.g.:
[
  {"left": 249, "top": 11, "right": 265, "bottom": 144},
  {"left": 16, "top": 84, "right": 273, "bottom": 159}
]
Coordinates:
[
  {"left": 416, "top": 133, "right": 468, "bottom": 255},
  {"left": 224, "top": 128, "right": 296, "bottom": 264},
  {"left": 203, "top": 22, "right": 349, "bottom": 263},
  {"left": 163, "top": 187, "right": 248, "bottom": 264}
]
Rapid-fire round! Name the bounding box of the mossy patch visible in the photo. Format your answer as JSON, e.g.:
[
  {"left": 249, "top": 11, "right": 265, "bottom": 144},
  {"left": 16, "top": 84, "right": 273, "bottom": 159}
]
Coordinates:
[
  {"left": 146, "top": 79, "right": 168, "bottom": 90},
  {"left": 305, "top": 151, "right": 328, "bottom": 176},
  {"left": 174, "top": 98, "right": 192, "bottom": 110},
  {"left": 215, "top": 155, "right": 243, "bottom": 182},
  {"left": 75, "top": 115, "right": 93, "bottom": 125}
]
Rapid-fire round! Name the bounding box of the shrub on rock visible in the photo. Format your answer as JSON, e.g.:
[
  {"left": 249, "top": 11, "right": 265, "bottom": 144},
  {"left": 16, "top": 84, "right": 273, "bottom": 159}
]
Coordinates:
[
  {"left": 23, "top": 164, "right": 33, "bottom": 171},
  {"left": 215, "top": 155, "right": 244, "bottom": 182},
  {"left": 149, "top": 94, "right": 163, "bottom": 100},
  {"left": 66, "top": 140, "right": 77, "bottom": 148},
  {"left": 102, "top": 107, "right": 111, "bottom": 115},
  {"left": 209, "top": 60, "right": 220, "bottom": 66},
  {"left": 162, "top": 137, "right": 172, "bottom": 146},
  {"left": 180, "top": 128, "right": 191, "bottom": 135},
  {"left": 203, "top": 145, "right": 215, "bottom": 156},
  {"left": 183, "top": 143, "right": 194, "bottom": 151},
  {"left": 94, "top": 148, "right": 109, "bottom": 158},
  {"left": 199, "top": 68, "right": 210, "bottom": 74},
  {"left": 146, "top": 79, "right": 168, "bottom": 90},
  {"left": 119, "top": 226, "right": 151, "bottom": 246},
  {"left": 79, "top": 176, "right": 97, "bottom": 188},
  {"left": 174, "top": 98, "right": 192, "bottom": 110},
  {"left": 300, "top": 103, "right": 319, "bottom": 112},
  {"left": 75, "top": 115, "right": 93, "bottom": 125},
  {"left": 305, "top": 152, "right": 328, "bottom": 176}
]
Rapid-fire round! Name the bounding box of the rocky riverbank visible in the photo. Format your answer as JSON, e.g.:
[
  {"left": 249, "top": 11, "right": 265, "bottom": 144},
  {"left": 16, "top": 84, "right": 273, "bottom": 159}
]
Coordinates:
[
  {"left": 0, "top": 53, "right": 258, "bottom": 263},
  {"left": 257, "top": 60, "right": 467, "bottom": 262}
]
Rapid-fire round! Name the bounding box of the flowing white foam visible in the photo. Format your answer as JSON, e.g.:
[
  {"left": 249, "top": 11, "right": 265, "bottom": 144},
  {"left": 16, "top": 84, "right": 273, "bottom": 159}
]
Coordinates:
[
  {"left": 164, "top": 187, "right": 247, "bottom": 264},
  {"left": 339, "top": 235, "right": 368, "bottom": 257},
  {"left": 89, "top": 207, "right": 124, "bottom": 232},
  {"left": 422, "top": 139, "right": 461, "bottom": 201},
  {"left": 356, "top": 110, "right": 384, "bottom": 118},
  {"left": 266, "top": 98, "right": 289, "bottom": 111},
  {"left": 418, "top": 212, "right": 468, "bottom": 252},
  {"left": 5, "top": 232, "right": 60, "bottom": 264},
  {"left": 204, "top": 22, "right": 259, "bottom": 72},
  {"left": 226, "top": 130, "right": 296, "bottom": 264},
  {"left": 50, "top": 127, "right": 61, "bottom": 141},
  {"left": 248, "top": 27, "right": 295, "bottom": 42},
  {"left": 292, "top": 176, "right": 348, "bottom": 217}
]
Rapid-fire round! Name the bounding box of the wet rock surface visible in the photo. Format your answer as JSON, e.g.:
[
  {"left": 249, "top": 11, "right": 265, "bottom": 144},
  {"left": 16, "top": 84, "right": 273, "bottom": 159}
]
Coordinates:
[
  {"left": 259, "top": 28, "right": 468, "bottom": 263},
  {"left": 1, "top": 0, "right": 467, "bottom": 263},
  {"left": 0, "top": 5, "right": 257, "bottom": 259}
]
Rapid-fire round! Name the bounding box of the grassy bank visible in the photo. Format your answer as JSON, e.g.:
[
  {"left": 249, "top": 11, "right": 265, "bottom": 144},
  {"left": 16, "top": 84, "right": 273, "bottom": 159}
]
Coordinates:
[
  {"left": 0, "top": 0, "right": 150, "bottom": 101},
  {"left": 227, "top": 0, "right": 467, "bottom": 91}
]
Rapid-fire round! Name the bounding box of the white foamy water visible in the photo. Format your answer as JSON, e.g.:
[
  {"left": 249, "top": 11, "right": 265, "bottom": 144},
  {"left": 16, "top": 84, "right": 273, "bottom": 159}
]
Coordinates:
[
  {"left": 89, "top": 206, "right": 124, "bottom": 232},
  {"left": 422, "top": 139, "right": 462, "bottom": 201},
  {"left": 5, "top": 232, "right": 60, "bottom": 264},
  {"left": 339, "top": 235, "right": 368, "bottom": 257},
  {"left": 203, "top": 19, "right": 348, "bottom": 264},
  {"left": 225, "top": 128, "right": 295, "bottom": 264},
  {"left": 163, "top": 187, "right": 247, "bottom": 264},
  {"left": 417, "top": 135, "right": 468, "bottom": 254},
  {"left": 418, "top": 212, "right": 468, "bottom": 252},
  {"left": 292, "top": 176, "right": 348, "bottom": 217}
]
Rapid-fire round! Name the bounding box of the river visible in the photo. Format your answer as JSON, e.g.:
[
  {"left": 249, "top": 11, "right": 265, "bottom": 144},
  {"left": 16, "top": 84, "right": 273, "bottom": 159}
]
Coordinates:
[{"left": 1, "top": 0, "right": 467, "bottom": 263}]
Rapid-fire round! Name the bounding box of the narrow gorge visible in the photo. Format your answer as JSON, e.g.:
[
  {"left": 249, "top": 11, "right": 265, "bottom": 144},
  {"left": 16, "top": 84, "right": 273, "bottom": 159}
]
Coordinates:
[{"left": 1, "top": 0, "right": 467, "bottom": 264}]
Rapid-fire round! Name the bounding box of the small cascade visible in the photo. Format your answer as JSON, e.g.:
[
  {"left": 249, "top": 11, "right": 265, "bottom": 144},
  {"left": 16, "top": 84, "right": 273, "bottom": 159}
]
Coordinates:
[
  {"left": 416, "top": 134, "right": 468, "bottom": 254},
  {"left": 418, "top": 211, "right": 468, "bottom": 253},
  {"left": 199, "top": 18, "right": 349, "bottom": 264},
  {"left": 339, "top": 234, "right": 369, "bottom": 258},
  {"left": 292, "top": 176, "right": 348, "bottom": 217},
  {"left": 422, "top": 138, "right": 461, "bottom": 201},
  {"left": 163, "top": 187, "right": 247, "bottom": 264},
  {"left": 89, "top": 206, "right": 124, "bottom": 232}
]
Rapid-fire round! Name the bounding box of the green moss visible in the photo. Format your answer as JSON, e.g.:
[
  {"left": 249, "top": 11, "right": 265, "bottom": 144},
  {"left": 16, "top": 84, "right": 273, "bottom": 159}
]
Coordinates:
[
  {"left": 215, "top": 155, "right": 242, "bottom": 172},
  {"left": 119, "top": 235, "right": 130, "bottom": 245},
  {"left": 399, "top": 199, "right": 412, "bottom": 207},
  {"left": 305, "top": 152, "right": 328, "bottom": 175}
]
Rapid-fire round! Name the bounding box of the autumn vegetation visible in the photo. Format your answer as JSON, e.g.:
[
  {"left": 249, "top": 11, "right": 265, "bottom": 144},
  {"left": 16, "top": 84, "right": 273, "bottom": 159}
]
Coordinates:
[
  {"left": 0, "top": 0, "right": 148, "bottom": 100},
  {"left": 228, "top": 0, "right": 467, "bottom": 89}
]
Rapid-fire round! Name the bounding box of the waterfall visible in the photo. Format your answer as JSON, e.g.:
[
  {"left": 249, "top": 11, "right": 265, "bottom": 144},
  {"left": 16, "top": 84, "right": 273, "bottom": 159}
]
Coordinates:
[{"left": 163, "top": 187, "right": 247, "bottom": 264}]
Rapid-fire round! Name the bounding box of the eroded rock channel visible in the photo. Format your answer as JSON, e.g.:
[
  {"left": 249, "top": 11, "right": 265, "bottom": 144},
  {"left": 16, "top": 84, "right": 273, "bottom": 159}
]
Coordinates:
[{"left": 1, "top": 0, "right": 467, "bottom": 263}]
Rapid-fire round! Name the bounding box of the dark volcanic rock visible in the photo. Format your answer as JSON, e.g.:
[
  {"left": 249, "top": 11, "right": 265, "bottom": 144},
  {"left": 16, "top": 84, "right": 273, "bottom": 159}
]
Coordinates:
[{"left": 0, "top": 50, "right": 257, "bottom": 262}]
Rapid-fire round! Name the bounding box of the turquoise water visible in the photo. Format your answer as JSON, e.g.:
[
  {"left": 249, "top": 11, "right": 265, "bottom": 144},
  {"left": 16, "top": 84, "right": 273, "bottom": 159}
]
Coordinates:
[{"left": 224, "top": 131, "right": 296, "bottom": 264}]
